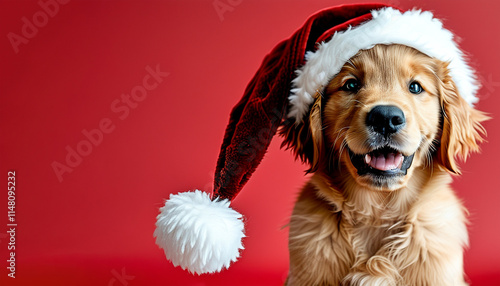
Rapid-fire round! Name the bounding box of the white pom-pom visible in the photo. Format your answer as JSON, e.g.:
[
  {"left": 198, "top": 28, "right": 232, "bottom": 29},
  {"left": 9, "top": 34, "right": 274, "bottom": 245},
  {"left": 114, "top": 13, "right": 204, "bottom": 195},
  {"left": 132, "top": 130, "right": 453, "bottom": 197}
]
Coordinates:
[{"left": 154, "top": 190, "right": 245, "bottom": 274}]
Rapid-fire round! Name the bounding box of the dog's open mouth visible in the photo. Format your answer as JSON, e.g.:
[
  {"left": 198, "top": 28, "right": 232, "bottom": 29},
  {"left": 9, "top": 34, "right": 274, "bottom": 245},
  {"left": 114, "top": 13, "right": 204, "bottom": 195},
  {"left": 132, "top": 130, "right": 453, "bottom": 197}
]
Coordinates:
[{"left": 348, "top": 146, "right": 414, "bottom": 176}]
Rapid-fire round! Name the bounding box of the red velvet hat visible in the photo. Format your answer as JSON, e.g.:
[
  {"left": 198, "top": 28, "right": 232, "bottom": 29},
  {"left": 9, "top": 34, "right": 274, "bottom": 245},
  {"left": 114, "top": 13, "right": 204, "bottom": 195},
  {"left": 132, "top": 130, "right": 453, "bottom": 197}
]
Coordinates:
[{"left": 154, "top": 3, "right": 478, "bottom": 274}]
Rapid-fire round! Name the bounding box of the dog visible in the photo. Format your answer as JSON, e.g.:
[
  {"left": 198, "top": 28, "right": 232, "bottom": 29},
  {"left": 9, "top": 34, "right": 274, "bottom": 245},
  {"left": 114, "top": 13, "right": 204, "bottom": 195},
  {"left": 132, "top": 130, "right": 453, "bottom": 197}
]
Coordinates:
[{"left": 281, "top": 44, "right": 488, "bottom": 285}]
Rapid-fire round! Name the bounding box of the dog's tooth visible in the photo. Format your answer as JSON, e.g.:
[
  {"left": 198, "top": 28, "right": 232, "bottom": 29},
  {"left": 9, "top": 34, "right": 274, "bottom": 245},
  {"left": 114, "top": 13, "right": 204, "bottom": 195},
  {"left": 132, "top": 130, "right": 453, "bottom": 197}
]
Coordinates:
[
  {"left": 396, "top": 153, "right": 404, "bottom": 168},
  {"left": 365, "top": 154, "right": 371, "bottom": 164}
]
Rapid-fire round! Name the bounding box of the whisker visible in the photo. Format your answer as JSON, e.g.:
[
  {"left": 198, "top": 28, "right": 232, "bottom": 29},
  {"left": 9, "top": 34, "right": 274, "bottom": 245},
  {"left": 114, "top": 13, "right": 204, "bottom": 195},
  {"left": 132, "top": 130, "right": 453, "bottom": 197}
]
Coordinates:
[
  {"left": 337, "top": 139, "right": 349, "bottom": 170},
  {"left": 419, "top": 136, "right": 437, "bottom": 173},
  {"left": 332, "top": 126, "right": 350, "bottom": 150},
  {"left": 427, "top": 151, "right": 434, "bottom": 175},
  {"left": 353, "top": 100, "right": 367, "bottom": 108},
  {"left": 328, "top": 143, "right": 336, "bottom": 172},
  {"left": 328, "top": 127, "right": 349, "bottom": 172},
  {"left": 329, "top": 128, "right": 350, "bottom": 170}
]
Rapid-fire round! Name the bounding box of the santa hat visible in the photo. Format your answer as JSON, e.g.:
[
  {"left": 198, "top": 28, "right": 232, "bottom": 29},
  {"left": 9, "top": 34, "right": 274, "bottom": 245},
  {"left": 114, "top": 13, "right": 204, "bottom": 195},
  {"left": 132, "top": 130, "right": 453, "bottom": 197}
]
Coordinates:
[{"left": 154, "top": 4, "right": 479, "bottom": 274}]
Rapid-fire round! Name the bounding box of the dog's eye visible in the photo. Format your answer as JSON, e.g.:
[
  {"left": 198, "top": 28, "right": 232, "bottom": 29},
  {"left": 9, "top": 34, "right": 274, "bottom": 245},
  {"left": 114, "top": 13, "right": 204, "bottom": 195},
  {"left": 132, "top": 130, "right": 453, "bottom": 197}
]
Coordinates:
[
  {"left": 341, "top": 79, "right": 360, "bottom": 92},
  {"left": 409, "top": 81, "right": 424, "bottom": 94}
]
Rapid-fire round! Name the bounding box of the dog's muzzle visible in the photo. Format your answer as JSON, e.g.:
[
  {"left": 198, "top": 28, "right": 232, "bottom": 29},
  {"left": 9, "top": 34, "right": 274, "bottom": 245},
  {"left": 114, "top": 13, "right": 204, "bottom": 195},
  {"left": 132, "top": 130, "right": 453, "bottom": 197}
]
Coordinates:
[{"left": 348, "top": 146, "right": 414, "bottom": 177}]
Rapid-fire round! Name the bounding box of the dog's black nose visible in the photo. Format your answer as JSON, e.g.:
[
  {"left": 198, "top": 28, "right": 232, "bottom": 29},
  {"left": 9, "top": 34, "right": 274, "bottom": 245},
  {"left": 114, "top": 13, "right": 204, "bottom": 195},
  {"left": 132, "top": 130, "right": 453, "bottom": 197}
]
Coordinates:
[{"left": 366, "top": 105, "right": 405, "bottom": 136}]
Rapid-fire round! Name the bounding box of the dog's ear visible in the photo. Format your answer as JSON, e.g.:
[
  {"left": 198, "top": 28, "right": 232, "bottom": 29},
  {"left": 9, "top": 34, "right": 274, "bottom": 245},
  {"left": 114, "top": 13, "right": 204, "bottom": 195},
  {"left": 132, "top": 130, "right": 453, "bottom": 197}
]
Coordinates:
[
  {"left": 280, "top": 95, "right": 324, "bottom": 173},
  {"left": 436, "top": 62, "right": 489, "bottom": 174}
]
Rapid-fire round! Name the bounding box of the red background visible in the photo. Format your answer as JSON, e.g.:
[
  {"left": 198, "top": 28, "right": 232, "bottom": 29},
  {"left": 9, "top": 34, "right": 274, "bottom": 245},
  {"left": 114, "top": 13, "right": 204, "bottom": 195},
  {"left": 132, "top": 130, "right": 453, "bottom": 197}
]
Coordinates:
[{"left": 0, "top": 0, "right": 499, "bottom": 285}]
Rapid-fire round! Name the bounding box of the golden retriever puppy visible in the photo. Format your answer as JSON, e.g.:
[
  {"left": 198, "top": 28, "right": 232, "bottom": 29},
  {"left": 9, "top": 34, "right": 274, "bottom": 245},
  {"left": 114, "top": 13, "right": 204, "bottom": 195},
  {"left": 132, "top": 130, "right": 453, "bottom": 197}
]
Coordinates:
[{"left": 281, "top": 44, "right": 488, "bottom": 285}]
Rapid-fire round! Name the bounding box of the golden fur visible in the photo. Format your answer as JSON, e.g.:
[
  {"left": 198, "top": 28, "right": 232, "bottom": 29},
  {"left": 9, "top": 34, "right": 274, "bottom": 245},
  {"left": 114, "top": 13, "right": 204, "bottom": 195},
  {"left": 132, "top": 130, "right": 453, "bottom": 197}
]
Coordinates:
[{"left": 281, "top": 45, "right": 488, "bottom": 285}]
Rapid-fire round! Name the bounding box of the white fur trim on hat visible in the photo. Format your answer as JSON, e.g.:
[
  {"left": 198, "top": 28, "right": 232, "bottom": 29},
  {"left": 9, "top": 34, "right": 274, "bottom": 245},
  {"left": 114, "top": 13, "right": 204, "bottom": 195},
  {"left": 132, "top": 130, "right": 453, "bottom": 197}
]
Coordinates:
[
  {"left": 154, "top": 190, "right": 245, "bottom": 274},
  {"left": 288, "top": 7, "right": 479, "bottom": 124}
]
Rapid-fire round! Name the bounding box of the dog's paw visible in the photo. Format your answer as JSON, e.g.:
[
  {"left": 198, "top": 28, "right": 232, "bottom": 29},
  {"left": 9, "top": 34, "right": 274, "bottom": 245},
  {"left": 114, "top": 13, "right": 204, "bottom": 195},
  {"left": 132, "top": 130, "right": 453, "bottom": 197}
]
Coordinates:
[
  {"left": 343, "top": 256, "right": 400, "bottom": 285},
  {"left": 342, "top": 272, "right": 396, "bottom": 286}
]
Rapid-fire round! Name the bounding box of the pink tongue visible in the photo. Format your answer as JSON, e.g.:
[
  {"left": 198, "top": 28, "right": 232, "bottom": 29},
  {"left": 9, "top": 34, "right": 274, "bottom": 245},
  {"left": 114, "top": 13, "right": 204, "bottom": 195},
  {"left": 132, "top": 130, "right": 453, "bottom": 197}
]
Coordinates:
[{"left": 365, "top": 152, "right": 404, "bottom": 171}]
